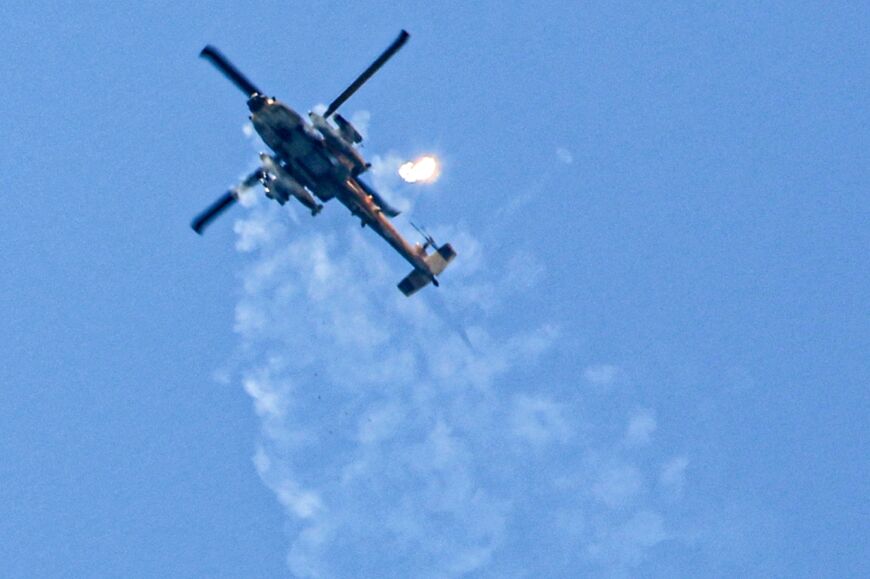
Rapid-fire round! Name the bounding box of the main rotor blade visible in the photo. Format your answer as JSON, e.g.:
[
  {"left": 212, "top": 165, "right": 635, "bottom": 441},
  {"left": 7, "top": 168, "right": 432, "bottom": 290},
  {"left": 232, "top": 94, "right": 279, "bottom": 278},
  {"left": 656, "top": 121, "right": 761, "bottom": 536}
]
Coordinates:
[
  {"left": 191, "top": 169, "right": 264, "bottom": 235},
  {"left": 200, "top": 45, "right": 263, "bottom": 97},
  {"left": 323, "top": 30, "right": 410, "bottom": 118},
  {"left": 191, "top": 191, "right": 238, "bottom": 235}
]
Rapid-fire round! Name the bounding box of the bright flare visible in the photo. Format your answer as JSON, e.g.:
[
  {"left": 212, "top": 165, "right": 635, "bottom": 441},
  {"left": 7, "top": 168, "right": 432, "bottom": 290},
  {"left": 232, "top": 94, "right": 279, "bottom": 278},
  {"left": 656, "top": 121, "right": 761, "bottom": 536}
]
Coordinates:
[{"left": 399, "top": 155, "right": 440, "bottom": 183}]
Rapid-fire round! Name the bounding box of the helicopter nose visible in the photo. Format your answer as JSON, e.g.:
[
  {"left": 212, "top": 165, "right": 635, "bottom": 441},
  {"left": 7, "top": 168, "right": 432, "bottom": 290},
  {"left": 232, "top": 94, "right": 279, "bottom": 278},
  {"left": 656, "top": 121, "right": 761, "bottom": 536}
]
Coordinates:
[{"left": 247, "top": 95, "right": 266, "bottom": 113}]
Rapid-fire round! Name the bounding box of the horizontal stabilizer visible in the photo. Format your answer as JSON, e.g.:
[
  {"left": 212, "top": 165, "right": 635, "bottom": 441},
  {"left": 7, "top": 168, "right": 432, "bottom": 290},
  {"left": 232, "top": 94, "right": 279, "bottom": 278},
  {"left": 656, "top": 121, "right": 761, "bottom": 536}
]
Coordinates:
[
  {"left": 397, "top": 269, "right": 431, "bottom": 297},
  {"left": 425, "top": 243, "right": 456, "bottom": 276},
  {"left": 397, "top": 243, "right": 457, "bottom": 297}
]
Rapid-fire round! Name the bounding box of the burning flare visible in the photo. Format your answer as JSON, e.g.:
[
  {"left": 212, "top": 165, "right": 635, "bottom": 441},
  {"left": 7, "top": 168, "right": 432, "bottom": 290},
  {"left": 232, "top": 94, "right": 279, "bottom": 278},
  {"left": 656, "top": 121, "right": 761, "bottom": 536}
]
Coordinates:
[{"left": 399, "top": 155, "right": 440, "bottom": 183}]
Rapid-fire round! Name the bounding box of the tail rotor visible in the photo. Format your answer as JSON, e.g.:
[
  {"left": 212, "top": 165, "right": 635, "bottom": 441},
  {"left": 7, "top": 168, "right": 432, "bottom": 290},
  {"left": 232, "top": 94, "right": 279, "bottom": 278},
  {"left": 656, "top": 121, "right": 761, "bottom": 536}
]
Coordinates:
[{"left": 410, "top": 221, "right": 436, "bottom": 251}]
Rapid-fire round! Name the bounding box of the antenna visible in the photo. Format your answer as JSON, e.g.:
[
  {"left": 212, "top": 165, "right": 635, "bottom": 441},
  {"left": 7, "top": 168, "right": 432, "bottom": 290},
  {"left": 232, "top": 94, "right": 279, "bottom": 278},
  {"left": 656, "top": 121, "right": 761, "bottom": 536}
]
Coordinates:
[{"left": 410, "top": 221, "right": 436, "bottom": 250}]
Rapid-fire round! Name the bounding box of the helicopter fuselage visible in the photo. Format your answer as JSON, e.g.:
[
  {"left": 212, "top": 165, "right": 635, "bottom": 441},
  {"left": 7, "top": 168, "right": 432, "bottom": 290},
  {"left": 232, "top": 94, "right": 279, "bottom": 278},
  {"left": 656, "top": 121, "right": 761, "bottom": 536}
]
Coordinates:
[
  {"left": 250, "top": 98, "right": 431, "bottom": 275},
  {"left": 193, "top": 32, "right": 456, "bottom": 295}
]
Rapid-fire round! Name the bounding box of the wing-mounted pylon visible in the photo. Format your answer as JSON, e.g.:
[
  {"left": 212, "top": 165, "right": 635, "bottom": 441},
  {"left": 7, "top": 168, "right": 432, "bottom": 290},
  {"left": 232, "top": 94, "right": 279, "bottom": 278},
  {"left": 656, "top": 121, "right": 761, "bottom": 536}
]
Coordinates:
[{"left": 259, "top": 154, "right": 323, "bottom": 215}]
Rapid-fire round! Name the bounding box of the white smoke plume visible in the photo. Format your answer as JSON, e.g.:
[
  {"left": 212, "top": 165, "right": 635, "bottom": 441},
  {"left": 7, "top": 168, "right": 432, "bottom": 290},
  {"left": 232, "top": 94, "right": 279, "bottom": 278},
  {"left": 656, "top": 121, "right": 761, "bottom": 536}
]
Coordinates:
[{"left": 227, "top": 189, "right": 692, "bottom": 577}]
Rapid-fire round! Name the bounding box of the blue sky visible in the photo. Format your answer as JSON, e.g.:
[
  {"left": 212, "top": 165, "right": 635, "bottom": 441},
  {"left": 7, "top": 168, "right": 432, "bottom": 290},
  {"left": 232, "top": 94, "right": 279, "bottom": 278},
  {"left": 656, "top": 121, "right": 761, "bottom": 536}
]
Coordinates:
[{"left": 2, "top": 1, "right": 867, "bottom": 577}]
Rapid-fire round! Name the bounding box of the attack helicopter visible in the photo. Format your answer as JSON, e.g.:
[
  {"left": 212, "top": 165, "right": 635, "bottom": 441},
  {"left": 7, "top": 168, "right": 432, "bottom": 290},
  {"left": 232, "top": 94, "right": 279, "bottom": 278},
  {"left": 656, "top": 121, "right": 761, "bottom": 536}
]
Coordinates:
[{"left": 191, "top": 30, "right": 455, "bottom": 296}]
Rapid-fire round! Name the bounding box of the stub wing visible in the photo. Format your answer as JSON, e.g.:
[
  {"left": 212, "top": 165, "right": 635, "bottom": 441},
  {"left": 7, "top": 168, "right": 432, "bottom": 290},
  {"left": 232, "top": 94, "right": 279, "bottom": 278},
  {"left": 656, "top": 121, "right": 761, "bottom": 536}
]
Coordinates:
[{"left": 398, "top": 243, "right": 457, "bottom": 296}]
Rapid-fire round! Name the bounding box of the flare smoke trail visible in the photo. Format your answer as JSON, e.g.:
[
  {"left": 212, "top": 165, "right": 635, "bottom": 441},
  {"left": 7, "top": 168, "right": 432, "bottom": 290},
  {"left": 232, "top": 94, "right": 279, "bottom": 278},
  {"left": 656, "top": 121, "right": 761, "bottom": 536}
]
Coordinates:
[{"left": 230, "top": 193, "right": 690, "bottom": 578}]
